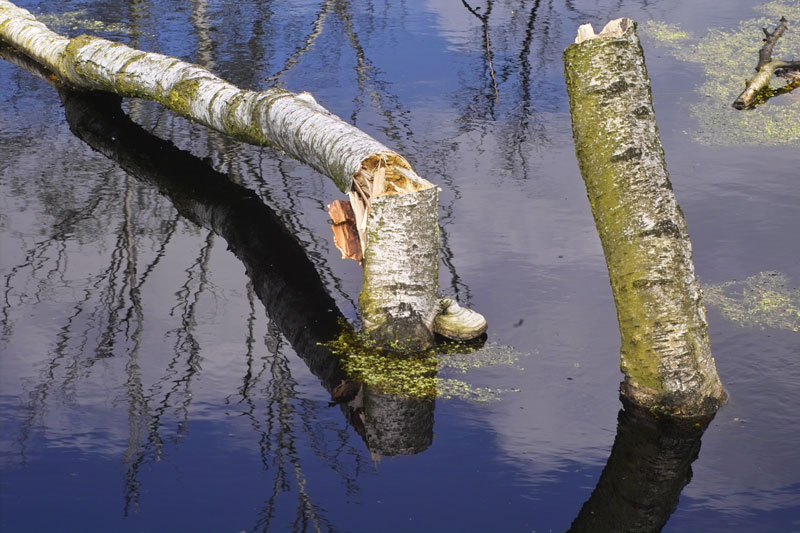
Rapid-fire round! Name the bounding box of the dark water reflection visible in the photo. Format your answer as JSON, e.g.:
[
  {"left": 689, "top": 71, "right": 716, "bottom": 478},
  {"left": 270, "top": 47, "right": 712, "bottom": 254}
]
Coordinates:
[
  {"left": 570, "top": 401, "right": 714, "bottom": 533},
  {"left": 1, "top": 0, "right": 799, "bottom": 531}
]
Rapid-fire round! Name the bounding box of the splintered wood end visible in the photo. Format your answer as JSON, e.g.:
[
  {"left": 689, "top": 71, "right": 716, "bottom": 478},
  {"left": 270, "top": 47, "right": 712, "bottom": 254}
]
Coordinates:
[
  {"left": 328, "top": 200, "right": 363, "bottom": 263},
  {"left": 575, "top": 18, "right": 633, "bottom": 43}
]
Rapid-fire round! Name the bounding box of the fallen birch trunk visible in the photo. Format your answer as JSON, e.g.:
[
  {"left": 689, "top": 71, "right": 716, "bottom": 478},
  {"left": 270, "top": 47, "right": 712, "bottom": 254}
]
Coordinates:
[
  {"left": 55, "top": 83, "right": 434, "bottom": 456},
  {"left": 732, "top": 16, "right": 800, "bottom": 110},
  {"left": 563, "top": 18, "right": 726, "bottom": 416},
  {"left": 0, "top": 0, "right": 486, "bottom": 350}
]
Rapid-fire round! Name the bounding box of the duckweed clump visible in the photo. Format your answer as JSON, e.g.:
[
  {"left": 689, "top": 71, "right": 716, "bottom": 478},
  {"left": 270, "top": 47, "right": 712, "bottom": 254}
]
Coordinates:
[
  {"left": 644, "top": 21, "right": 692, "bottom": 44},
  {"left": 324, "top": 325, "right": 524, "bottom": 402},
  {"left": 704, "top": 271, "right": 800, "bottom": 332},
  {"left": 35, "top": 10, "right": 131, "bottom": 36},
  {"left": 643, "top": 0, "right": 800, "bottom": 145}
]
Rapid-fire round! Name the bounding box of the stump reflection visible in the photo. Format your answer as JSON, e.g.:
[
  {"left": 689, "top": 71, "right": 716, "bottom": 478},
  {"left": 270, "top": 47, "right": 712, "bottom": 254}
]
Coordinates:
[{"left": 569, "top": 398, "right": 715, "bottom": 532}]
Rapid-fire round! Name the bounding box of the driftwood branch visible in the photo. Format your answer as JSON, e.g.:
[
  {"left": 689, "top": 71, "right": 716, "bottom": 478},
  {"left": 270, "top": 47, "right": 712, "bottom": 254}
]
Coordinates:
[
  {"left": 758, "top": 16, "right": 789, "bottom": 69},
  {"left": 733, "top": 16, "right": 800, "bottom": 110}
]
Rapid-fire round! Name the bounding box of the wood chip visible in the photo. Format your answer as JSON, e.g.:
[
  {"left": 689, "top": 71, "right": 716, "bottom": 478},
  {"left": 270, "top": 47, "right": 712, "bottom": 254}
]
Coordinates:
[
  {"left": 348, "top": 190, "right": 368, "bottom": 254},
  {"left": 353, "top": 173, "right": 370, "bottom": 201},
  {"left": 329, "top": 199, "right": 362, "bottom": 263},
  {"left": 331, "top": 219, "right": 363, "bottom": 263},
  {"left": 328, "top": 200, "right": 355, "bottom": 225}
]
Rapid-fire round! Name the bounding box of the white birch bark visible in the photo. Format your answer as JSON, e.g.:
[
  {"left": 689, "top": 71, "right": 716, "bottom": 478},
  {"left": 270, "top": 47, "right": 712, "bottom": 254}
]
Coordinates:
[
  {"left": 563, "top": 19, "right": 726, "bottom": 416},
  {"left": 0, "top": 0, "right": 394, "bottom": 192},
  {"left": 0, "top": 0, "right": 460, "bottom": 349}
]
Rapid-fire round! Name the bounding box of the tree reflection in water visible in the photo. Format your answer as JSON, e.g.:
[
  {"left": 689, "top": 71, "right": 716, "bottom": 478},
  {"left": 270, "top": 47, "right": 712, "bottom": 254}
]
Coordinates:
[
  {"left": 570, "top": 398, "right": 715, "bottom": 532},
  {"left": 59, "top": 87, "right": 436, "bottom": 527},
  {"left": 0, "top": 1, "right": 726, "bottom": 529}
]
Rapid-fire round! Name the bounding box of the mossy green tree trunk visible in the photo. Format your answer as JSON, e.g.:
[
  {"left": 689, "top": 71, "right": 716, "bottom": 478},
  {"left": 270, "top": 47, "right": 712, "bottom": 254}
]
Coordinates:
[
  {"left": 563, "top": 18, "right": 726, "bottom": 416},
  {"left": 0, "top": 0, "right": 446, "bottom": 350}
]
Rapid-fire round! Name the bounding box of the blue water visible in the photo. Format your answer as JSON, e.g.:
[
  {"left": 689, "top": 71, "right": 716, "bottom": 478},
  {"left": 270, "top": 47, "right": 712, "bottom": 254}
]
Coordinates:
[{"left": 2, "top": 0, "right": 799, "bottom": 531}]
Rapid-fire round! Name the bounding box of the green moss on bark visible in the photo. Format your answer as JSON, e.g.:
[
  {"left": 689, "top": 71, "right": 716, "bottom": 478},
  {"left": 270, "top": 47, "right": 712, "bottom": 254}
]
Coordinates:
[{"left": 564, "top": 22, "right": 725, "bottom": 414}]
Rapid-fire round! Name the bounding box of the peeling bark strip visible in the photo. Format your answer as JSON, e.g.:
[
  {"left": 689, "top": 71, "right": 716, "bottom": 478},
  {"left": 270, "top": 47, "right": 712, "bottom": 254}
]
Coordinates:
[
  {"left": 732, "top": 17, "right": 800, "bottom": 110},
  {"left": 327, "top": 200, "right": 362, "bottom": 263},
  {"left": 1, "top": 0, "right": 452, "bottom": 349},
  {"left": 563, "top": 18, "right": 726, "bottom": 416}
]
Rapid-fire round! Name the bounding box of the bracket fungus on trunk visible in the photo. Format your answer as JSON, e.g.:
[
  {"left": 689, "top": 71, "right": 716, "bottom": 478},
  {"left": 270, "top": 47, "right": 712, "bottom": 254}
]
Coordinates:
[{"left": 563, "top": 18, "right": 726, "bottom": 417}]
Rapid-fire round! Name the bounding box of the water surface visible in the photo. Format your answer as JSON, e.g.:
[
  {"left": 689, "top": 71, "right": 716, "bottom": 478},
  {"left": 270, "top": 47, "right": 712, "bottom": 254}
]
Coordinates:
[{"left": 1, "top": 0, "right": 799, "bottom": 531}]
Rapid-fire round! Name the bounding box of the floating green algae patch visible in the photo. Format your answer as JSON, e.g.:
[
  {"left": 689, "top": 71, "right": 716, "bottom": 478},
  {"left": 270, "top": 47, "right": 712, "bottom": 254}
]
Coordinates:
[
  {"left": 325, "top": 327, "right": 524, "bottom": 402},
  {"left": 643, "top": 0, "right": 800, "bottom": 146},
  {"left": 704, "top": 272, "right": 800, "bottom": 332},
  {"left": 36, "top": 10, "right": 131, "bottom": 35},
  {"left": 645, "top": 21, "right": 691, "bottom": 43}
]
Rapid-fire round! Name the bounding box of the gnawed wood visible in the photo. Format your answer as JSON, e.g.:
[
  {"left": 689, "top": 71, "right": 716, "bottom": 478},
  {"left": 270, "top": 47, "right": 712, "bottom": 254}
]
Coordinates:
[
  {"left": 328, "top": 200, "right": 362, "bottom": 263},
  {"left": 732, "top": 17, "right": 800, "bottom": 109},
  {"left": 564, "top": 18, "right": 726, "bottom": 416},
  {"left": 574, "top": 18, "right": 633, "bottom": 44},
  {"left": 372, "top": 166, "right": 386, "bottom": 197}
]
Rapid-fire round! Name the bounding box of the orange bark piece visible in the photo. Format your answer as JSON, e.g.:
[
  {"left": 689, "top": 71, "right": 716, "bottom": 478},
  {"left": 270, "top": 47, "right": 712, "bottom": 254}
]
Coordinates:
[
  {"left": 328, "top": 200, "right": 362, "bottom": 263},
  {"left": 328, "top": 199, "right": 356, "bottom": 224}
]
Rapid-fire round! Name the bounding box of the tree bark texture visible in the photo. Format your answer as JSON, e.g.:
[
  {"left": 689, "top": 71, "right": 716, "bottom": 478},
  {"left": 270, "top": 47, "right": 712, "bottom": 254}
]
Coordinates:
[
  {"left": 0, "top": 0, "right": 443, "bottom": 349},
  {"left": 563, "top": 19, "right": 726, "bottom": 416},
  {"left": 361, "top": 187, "right": 440, "bottom": 349},
  {"left": 0, "top": 0, "right": 395, "bottom": 192}
]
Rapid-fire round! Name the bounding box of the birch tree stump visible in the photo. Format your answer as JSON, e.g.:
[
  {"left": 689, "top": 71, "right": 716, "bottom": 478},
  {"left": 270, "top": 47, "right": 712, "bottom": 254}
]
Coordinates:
[
  {"left": 563, "top": 19, "right": 726, "bottom": 416},
  {"left": 0, "top": 0, "right": 475, "bottom": 350}
]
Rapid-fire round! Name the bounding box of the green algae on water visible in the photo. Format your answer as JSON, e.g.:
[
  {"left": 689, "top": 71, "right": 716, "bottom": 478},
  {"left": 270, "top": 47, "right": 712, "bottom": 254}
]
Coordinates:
[
  {"left": 325, "top": 326, "right": 525, "bottom": 402},
  {"left": 642, "top": 0, "right": 800, "bottom": 146},
  {"left": 35, "top": 10, "right": 131, "bottom": 35},
  {"left": 644, "top": 21, "right": 692, "bottom": 44},
  {"left": 704, "top": 271, "right": 800, "bottom": 332}
]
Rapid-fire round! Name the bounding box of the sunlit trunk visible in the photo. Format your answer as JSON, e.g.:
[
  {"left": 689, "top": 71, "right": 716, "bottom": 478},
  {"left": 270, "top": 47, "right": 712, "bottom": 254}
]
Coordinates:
[
  {"left": 0, "top": 0, "right": 450, "bottom": 349},
  {"left": 563, "top": 19, "right": 726, "bottom": 416}
]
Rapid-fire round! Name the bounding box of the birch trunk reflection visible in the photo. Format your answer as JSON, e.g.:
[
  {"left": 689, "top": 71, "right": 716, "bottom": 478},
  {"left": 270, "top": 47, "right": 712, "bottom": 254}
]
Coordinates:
[{"left": 569, "top": 401, "right": 715, "bottom": 532}]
